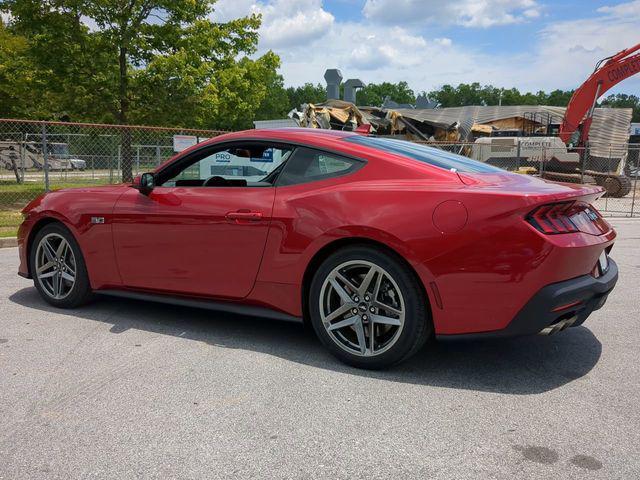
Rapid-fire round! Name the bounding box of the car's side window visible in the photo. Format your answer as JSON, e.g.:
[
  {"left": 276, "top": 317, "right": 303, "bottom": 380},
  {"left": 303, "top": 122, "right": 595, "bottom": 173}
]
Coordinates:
[
  {"left": 160, "top": 144, "right": 294, "bottom": 188},
  {"left": 276, "top": 147, "right": 363, "bottom": 186}
]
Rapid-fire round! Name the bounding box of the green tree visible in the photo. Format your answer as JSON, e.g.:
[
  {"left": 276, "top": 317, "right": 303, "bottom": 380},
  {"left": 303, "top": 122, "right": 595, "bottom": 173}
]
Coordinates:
[
  {"left": 0, "top": 19, "right": 35, "bottom": 118},
  {"left": 356, "top": 81, "right": 415, "bottom": 107},
  {"left": 2, "top": 0, "right": 271, "bottom": 181},
  {"left": 205, "top": 52, "right": 287, "bottom": 130},
  {"left": 285, "top": 83, "right": 326, "bottom": 110},
  {"left": 253, "top": 62, "right": 290, "bottom": 122},
  {"left": 428, "top": 83, "right": 575, "bottom": 108},
  {"left": 545, "top": 89, "right": 574, "bottom": 106},
  {"left": 2, "top": 1, "right": 117, "bottom": 121}
]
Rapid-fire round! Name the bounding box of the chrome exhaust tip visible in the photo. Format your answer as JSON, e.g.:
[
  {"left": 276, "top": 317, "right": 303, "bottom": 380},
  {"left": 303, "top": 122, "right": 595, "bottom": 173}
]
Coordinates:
[{"left": 539, "top": 315, "right": 578, "bottom": 336}]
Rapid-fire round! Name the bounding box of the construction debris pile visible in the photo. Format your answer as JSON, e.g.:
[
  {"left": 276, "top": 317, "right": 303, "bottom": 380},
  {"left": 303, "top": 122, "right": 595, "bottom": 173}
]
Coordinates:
[
  {"left": 287, "top": 101, "right": 634, "bottom": 197},
  {"left": 290, "top": 102, "right": 632, "bottom": 152}
]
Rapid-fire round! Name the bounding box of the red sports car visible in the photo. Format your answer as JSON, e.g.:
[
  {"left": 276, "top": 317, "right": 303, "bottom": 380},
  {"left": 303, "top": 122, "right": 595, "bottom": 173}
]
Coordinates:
[{"left": 17, "top": 128, "right": 618, "bottom": 368}]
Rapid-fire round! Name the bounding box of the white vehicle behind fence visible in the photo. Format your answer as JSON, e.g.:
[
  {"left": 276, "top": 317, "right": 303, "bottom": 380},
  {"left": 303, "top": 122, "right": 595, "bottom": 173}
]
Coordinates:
[
  {"left": 0, "top": 141, "right": 85, "bottom": 171},
  {"left": 471, "top": 136, "right": 580, "bottom": 166},
  {"left": 470, "top": 136, "right": 631, "bottom": 197}
]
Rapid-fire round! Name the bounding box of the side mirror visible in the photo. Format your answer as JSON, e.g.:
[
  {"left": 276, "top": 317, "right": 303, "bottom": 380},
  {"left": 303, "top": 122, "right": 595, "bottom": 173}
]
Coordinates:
[{"left": 133, "top": 172, "right": 155, "bottom": 195}]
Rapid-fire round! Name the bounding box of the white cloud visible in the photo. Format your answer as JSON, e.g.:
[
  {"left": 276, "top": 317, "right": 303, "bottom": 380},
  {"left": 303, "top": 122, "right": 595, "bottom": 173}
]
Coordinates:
[
  {"left": 259, "top": 2, "right": 334, "bottom": 48},
  {"left": 597, "top": 0, "right": 640, "bottom": 17},
  {"left": 212, "top": 0, "right": 257, "bottom": 23},
  {"left": 521, "top": 1, "right": 640, "bottom": 93},
  {"left": 434, "top": 37, "right": 452, "bottom": 47},
  {"left": 210, "top": 0, "right": 640, "bottom": 97},
  {"left": 276, "top": 21, "right": 491, "bottom": 89},
  {"left": 347, "top": 28, "right": 427, "bottom": 71},
  {"left": 362, "top": 0, "right": 541, "bottom": 28},
  {"left": 211, "top": 0, "right": 334, "bottom": 48}
]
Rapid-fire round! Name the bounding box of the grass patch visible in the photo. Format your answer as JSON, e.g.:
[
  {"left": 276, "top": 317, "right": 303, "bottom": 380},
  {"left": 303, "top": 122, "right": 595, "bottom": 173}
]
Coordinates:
[
  {"left": 0, "top": 179, "right": 114, "bottom": 238},
  {"left": 0, "top": 179, "right": 111, "bottom": 209},
  {"left": 0, "top": 209, "right": 22, "bottom": 238}
]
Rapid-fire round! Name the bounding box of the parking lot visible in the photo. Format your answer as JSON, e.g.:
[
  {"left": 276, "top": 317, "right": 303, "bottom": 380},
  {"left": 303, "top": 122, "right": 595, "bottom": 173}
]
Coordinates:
[{"left": 0, "top": 219, "right": 638, "bottom": 479}]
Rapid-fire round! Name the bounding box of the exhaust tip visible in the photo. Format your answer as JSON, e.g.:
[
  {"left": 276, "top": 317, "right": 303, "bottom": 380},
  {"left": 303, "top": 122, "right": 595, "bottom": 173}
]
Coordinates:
[{"left": 539, "top": 315, "right": 578, "bottom": 336}]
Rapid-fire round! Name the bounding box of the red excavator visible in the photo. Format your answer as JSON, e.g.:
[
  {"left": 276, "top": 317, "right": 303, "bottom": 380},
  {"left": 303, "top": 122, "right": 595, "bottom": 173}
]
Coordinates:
[
  {"left": 560, "top": 42, "right": 640, "bottom": 147},
  {"left": 476, "top": 43, "right": 639, "bottom": 197},
  {"left": 554, "top": 42, "right": 640, "bottom": 196}
]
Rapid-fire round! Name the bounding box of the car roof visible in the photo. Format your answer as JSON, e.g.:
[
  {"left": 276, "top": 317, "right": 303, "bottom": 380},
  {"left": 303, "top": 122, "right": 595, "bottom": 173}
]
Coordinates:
[{"left": 204, "top": 128, "right": 359, "bottom": 145}]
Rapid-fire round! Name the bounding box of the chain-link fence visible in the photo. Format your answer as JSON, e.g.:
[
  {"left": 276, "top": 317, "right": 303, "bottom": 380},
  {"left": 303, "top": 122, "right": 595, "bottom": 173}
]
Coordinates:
[
  {"left": 1, "top": 119, "right": 638, "bottom": 237},
  {"left": 0, "top": 119, "right": 226, "bottom": 206},
  {"left": 417, "top": 140, "right": 640, "bottom": 218},
  {"left": 0, "top": 119, "right": 228, "bottom": 236}
]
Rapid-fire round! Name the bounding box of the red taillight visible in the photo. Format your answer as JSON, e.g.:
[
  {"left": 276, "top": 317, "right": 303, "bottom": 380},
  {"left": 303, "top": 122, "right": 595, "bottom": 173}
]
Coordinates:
[
  {"left": 526, "top": 202, "right": 610, "bottom": 235},
  {"left": 527, "top": 202, "right": 578, "bottom": 234}
]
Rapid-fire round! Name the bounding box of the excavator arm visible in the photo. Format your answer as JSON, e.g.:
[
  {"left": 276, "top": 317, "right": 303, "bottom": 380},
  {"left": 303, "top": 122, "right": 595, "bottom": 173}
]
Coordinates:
[{"left": 559, "top": 43, "right": 640, "bottom": 145}]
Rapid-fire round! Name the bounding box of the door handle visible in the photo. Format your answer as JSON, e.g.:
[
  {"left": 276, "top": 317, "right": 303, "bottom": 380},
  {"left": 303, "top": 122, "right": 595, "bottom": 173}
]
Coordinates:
[{"left": 225, "top": 210, "right": 263, "bottom": 222}]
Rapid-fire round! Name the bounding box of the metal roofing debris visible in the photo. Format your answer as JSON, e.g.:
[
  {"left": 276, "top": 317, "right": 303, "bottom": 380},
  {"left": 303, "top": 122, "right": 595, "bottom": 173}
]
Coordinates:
[
  {"left": 290, "top": 100, "right": 633, "bottom": 154},
  {"left": 293, "top": 100, "right": 366, "bottom": 130},
  {"left": 386, "top": 105, "right": 633, "bottom": 153},
  {"left": 590, "top": 108, "right": 632, "bottom": 157}
]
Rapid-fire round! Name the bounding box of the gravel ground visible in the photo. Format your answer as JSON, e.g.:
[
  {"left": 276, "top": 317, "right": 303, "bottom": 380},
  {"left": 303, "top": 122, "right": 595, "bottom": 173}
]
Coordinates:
[{"left": 1, "top": 219, "right": 639, "bottom": 479}]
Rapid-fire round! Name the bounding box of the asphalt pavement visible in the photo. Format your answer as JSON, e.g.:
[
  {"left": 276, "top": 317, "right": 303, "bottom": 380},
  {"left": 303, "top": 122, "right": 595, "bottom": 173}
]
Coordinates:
[{"left": 1, "top": 219, "right": 639, "bottom": 479}]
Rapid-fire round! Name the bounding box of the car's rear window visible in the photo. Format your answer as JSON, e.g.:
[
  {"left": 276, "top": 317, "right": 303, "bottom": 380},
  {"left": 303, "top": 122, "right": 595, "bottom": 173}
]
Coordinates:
[{"left": 344, "top": 136, "right": 503, "bottom": 173}]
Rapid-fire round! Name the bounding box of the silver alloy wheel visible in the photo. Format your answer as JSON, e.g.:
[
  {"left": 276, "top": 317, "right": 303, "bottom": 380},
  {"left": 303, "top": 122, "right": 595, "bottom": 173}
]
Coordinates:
[
  {"left": 319, "top": 260, "right": 405, "bottom": 357},
  {"left": 35, "top": 233, "right": 77, "bottom": 300}
]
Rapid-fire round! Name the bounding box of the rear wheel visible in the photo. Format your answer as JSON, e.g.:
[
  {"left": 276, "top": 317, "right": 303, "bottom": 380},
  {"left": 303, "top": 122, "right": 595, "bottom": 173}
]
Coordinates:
[
  {"left": 309, "top": 246, "right": 431, "bottom": 369},
  {"left": 30, "top": 223, "right": 92, "bottom": 308}
]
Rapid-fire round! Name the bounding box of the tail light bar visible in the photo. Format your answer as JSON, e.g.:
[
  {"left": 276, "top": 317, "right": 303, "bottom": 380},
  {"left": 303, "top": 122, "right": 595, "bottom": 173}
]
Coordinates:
[{"left": 526, "top": 201, "right": 610, "bottom": 235}]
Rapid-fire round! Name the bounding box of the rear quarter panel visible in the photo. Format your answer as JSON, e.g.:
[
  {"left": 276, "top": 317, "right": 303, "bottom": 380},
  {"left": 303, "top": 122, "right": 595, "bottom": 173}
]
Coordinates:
[{"left": 255, "top": 170, "right": 615, "bottom": 334}]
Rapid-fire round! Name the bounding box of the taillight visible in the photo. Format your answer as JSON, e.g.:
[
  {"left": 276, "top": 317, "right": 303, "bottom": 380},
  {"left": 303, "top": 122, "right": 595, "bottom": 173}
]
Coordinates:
[
  {"left": 526, "top": 202, "right": 610, "bottom": 235},
  {"left": 527, "top": 202, "right": 578, "bottom": 234}
]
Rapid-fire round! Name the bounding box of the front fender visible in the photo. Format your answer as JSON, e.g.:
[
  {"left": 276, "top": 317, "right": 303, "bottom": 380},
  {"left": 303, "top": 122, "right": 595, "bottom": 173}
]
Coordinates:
[{"left": 20, "top": 188, "right": 127, "bottom": 289}]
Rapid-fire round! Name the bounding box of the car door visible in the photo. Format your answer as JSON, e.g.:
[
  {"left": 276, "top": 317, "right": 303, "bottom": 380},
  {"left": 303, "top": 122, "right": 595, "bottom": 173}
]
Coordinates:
[{"left": 111, "top": 142, "right": 293, "bottom": 299}]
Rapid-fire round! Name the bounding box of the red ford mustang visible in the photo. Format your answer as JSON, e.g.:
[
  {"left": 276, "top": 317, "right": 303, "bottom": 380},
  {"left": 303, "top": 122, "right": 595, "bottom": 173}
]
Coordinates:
[{"left": 18, "top": 128, "right": 618, "bottom": 368}]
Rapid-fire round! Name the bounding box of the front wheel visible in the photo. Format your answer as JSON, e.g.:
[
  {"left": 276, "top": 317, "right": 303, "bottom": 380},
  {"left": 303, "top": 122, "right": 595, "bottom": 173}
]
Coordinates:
[
  {"left": 309, "top": 246, "right": 431, "bottom": 369},
  {"left": 30, "top": 223, "right": 92, "bottom": 308}
]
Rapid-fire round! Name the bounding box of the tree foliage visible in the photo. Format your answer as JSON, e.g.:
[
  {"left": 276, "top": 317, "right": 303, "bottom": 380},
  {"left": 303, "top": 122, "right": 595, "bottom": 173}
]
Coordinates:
[
  {"left": 0, "top": 0, "right": 281, "bottom": 129},
  {"left": 285, "top": 83, "right": 326, "bottom": 110},
  {"left": 427, "top": 83, "right": 574, "bottom": 108},
  {"left": 426, "top": 83, "right": 639, "bottom": 120},
  {"left": 0, "top": 20, "right": 37, "bottom": 118},
  {"left": 1, "top": 4, "right": 639, "bottom": 135},
  {"left": 0, "top": 0, "right": 284, "bottom": 180},
  {"left": 278, "top": 81, "right": 416, "bottom": 111},
  {"left": 356, "top": 81, "right": 415, "bottom": 107}
]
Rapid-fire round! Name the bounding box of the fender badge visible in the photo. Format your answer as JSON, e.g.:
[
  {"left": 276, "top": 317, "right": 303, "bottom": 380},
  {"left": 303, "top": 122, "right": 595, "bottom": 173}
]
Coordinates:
[{"left": 91, "top": 216, "right": 105, "bottom": 224}]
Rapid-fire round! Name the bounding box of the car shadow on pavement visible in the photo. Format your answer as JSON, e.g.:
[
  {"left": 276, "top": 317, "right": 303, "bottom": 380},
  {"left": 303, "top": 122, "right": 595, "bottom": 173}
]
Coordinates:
[{"left": 10, "top": 287, "right": 602, "bottom": 395}]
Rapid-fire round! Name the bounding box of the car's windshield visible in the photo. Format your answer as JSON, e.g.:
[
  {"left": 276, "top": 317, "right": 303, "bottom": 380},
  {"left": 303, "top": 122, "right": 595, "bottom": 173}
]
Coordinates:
[{"left": 344, "top": 136, "right": 503, "bottom": 173}]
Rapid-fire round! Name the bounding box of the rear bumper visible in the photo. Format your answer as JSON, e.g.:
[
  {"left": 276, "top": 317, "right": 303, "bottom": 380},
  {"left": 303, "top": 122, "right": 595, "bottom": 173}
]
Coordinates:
[{"left": 437, "top": 257, "right": 618, "bottom": 340}]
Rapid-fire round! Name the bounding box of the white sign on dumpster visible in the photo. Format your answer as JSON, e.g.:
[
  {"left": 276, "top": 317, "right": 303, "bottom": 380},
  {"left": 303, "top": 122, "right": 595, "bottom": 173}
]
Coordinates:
[{"left": 173, "top": 135, "right": 198, "bottom": 152}]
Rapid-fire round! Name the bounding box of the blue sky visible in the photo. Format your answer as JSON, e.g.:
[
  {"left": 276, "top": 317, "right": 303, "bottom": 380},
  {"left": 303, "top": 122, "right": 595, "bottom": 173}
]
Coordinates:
[{"left": 213, "top": 0, "right": 640, "bottom": 96}]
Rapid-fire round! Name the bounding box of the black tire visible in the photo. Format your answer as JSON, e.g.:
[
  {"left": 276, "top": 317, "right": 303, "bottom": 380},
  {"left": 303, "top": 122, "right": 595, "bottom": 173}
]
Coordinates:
[
  {"left": 309, "top": 245, "right": 431, "bottom": 369},
  {"left": 29, "top": 222, "right": 93, "bottom": 308},
  {"left": 601, "top": 175, "right": 632, "bottom": 198}
]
